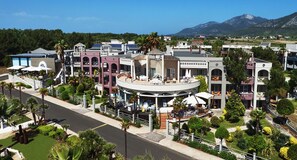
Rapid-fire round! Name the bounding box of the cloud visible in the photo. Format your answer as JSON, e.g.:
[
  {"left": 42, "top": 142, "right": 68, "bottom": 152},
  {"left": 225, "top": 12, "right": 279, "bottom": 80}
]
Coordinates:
[
  {"left": 66, "top": 16, "right": 101, "bottom": 22},
  {"left": 13, "top": 11, "right": 58, "bottom": 19}
]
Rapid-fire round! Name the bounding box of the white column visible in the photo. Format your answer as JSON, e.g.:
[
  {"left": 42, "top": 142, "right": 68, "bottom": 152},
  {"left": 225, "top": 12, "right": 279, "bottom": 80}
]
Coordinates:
[
  {"left": 284, "top": 51, "right": 288, "bottom": 71},
  {"left": 161, "top": 55, "right": 164, "bottom": 81},
  {"left": 146, "top": 55, "right": 149, "bottom": 82},
  {"left": 137, "top": 92, "right": 140, "bottom": 108},
  {"left": 124, "top": 90, "right": 127, "bottom": 104},
  {"left": 253, "top": 68, "right": 258, "bottom": 110},
  {"left": 177, "top": 61, "right": 180, "bottom": 82}
]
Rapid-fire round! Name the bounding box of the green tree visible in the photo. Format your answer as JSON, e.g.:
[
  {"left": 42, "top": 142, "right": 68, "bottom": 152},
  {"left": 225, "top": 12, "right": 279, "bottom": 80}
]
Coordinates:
[
  {"left": 136, "top": 35, "right": 149, "bottom": 54},
  {"left": 0, "top": 95, "right": 22, "bottom": 129},
  {"left": 15, "top": 82, "right": 26, "bottom": 102},
  {"left": 0, "top": 81, "right": 6, "bottom": 94},
  {"left": 266, "top": 68, "right": 288, "bottom": 99},
  {"left": 215, "top": 126, "right": 229, "bottom": 152},
  {"left": 250, "top": 108, "right": 266, "bottom": 134},
  {"left": 39, "top": 88, "right": 48, "bottom": 121},
  {"left": 121, "top": 119, "right": 130, "bottom": 160},
  {"left": 225, "top": 90, "right": 246, "bottom": 122},
  {"left": 196, "top": 75, "right": 208, "bottom": 92},
  {"left": 187, "top": 117, "right": 210, "bottom": 135},
  {"left": 261, "top": 138, "right": 274, "bottom": 157},
  {"left": 25, "top": 97, "right": 39, "bottom": 125},
  {"left": 5, "top": 82, "right": 14, "bottom": 99},
  {"left": 129, "top": 91, "right": 138, "bottom": 122},
  {"left": 223, "top": 49, "right": 250, "bottom": 93},
  {"left": 172, "top": 97, "right": 187, "bottom": 140},
  {"left": 277, "top": 99, "right": 294, "bottom": 119},
  {"left": 247, "top": 135, "right": 267, "bottom": 155},
  {"left": 55, "top": 39, "right": 68, "bottom": 84},
  {"left": 288, "top": 144, "right": 297, "bottom": 160},
  {"left": 289, "top": 69, "right": 297, "bottom": 93}
]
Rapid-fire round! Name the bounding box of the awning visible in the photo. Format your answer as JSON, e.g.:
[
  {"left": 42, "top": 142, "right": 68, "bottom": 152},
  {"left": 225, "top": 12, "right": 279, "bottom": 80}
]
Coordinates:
[
  {"left": 167, "top": 98, "right": 175, "bottom": 106},
  {"left": 7, "top": 66, "right": 26, "bottom": 70},
  {"left": 183, "top": 95, "right": 206, "bottom": 106},
  {"left": 21, "top": 66, "right": 52, "bottom": 72},
  {"left": 195, "top": 92, "right": 214, "bottom": 99}
]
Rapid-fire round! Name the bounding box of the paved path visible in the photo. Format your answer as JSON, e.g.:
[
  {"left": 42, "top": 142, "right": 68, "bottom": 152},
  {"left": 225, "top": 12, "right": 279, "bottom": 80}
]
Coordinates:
[{"left": 0, "top": 86, "right": 222, "bottom": 160}]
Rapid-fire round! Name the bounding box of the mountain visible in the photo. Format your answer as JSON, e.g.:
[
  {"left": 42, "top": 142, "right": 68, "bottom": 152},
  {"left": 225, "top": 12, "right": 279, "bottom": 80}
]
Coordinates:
[{"left": 175, "top": 12, "right": 297, "bottom": 37}]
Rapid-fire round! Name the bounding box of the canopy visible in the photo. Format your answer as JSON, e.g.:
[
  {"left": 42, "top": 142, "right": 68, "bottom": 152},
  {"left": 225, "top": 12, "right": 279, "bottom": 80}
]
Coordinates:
[
  {"left": 22, "top": 66, "right": 52, "bottom": 72},
  {"left": 195, "top": 92, "right": 214, "bottom": 99},
  {"left": 183, "top": 95, "right": 206, "bottom": 106},
  {"left": 7, "top": 66, "right": 26, "bottom": 70},
  {"left": 167, "top": 98, "right": 175, "bottom": 106}
]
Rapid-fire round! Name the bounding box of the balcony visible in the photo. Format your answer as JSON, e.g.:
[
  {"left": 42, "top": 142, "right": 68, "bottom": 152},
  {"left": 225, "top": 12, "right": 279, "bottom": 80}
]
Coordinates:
[
  {"left": 257, "top": 76, "right": 268, "bottom": 83},
  {"left": 257, "top": 92, "right": 266, "bottom": 100},
  {"left": 92, "top": 62, "right": 99, "bottom": 66},
  {"left": 83, "top": 62, "right": 90, "bottom": 65},
  {"left": 242, "top": 77, "right": 254, "bottom": 85},
  {"left": 240, "top": 92, "right": 253, "bottom": 100},
  {"left": 246, "top": 62, "right": 254, "bottom": 69},
  {"left": 116, "top": 75, "right": 200, "bottom": 93},
  {"left": 211, "top": 76, "right": 222, "bottom": 81},
  {"left": 73, "top": 62, "right": 81, "bottom": 67},
  {"left": 73, "top": 52, "right": 80, "bottom": 57},
  {"left": 212, "top": 91, "right": 221, "bottom": 96}
]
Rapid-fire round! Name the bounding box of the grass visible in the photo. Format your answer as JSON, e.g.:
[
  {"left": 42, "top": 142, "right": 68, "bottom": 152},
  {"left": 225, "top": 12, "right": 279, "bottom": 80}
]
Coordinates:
[
  {"left": 220, "top": 117, "right": 245, "bottom": 128},
  {"left": 260, "top": 119, "right": 273, "bottom": 128},
  {"left": 199, "top": 132, "right": 215, "bottom": 144},
  {"left": 0, "top": 133, "right": 56, "bottom": 160},
  {"left": 15, "top": 115, "right": 31, "bottom": 125}
]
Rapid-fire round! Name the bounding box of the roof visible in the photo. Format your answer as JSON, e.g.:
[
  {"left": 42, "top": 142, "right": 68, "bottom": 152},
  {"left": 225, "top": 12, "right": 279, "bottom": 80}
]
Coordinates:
[
  {"left": 173, "top": 50, "right": 209, "bottom": 57},
  {"left": 126, "top": 44, "right": 138, "bottom": 50},
  {"left": 90, "top": 44, "right": 102, "bottom": 50},
  {"left": 148, "top": 49, "right": 163, "bottom": 55},
  {"left": 110, "top": 44, "right": 122, "bottom": 49},
  {"left": 254, "top": 58, "right": 270, "bottom": 63},
  {"left": 10, "top": 53, "right": 56, "bottom": 58},
  {"left": 31, "top": 48, "right": 56, "bottom": 54}
]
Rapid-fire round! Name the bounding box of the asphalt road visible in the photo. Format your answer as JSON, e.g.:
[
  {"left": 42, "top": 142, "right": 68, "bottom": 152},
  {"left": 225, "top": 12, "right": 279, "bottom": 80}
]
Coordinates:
[{"left": 1, "top": 88, "right": 192, "bottom": 160}]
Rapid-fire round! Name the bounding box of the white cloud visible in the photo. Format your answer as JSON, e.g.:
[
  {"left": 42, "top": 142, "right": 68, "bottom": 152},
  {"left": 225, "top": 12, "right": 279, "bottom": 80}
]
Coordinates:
[{"left": 13, "top": 11, "right": 58, "bottom": 19}]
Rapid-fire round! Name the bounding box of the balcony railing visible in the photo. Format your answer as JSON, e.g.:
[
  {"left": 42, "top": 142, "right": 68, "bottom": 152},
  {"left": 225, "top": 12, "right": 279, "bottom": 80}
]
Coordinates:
[
  {"left": 240, "top": 92, "right": 253, "bottom": 100},
  {"left": 83, "top": 62, "right": 90, "bottom": 65},
  {"left": 257, "top": 76, "right": 268, "bottom": 82},
  {"left": 92, "top": 62, "right": 99, "bottom": 65},
  {"left": 211, "top": 76, "right": 222, "bottom": 81}
]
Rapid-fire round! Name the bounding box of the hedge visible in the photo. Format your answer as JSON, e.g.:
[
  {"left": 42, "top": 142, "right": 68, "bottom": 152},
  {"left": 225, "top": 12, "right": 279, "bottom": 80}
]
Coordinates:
[{"left": 37, "top": 125, "right": 56, "bottom": 135}]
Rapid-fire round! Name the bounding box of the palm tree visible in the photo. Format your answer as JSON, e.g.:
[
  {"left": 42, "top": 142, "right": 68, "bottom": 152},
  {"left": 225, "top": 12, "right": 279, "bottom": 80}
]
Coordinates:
[
  {"left": 121, "top": 119, "right": 130, "bottom": 160},
  {"left": 129, "top": 91, "right": 138, "bottom": 122},
  {"left": 47, "top": 71, "right": 55, "bottom": 94},
  {"left": 0, "top": 95, "right": 22, "bottom": 129},
  {"left": 112, "top": 87, "right": 118, "bottom": 116},
  {"left": 136, "top": 35, "right": 149, "bottom": 54},
  {"left": 250, "top": 108, "right": 266, "bottom": 134},
  {"left": 0, "top": 81, "right": 6, "bottom": 94},
  {"left": 39, "top": 88, "right": 48, "bottom": 121},
  {"left": 172, "top": 97, "right": 187, "bottom": 140},
  {"left": 25, "top": 97, "right": 39, "bottom": 125},
  {"left": 5, "top": 82, "right": 15, "bottom": 99},
  {"left": 15, "top": 82, "right": 25, "bottom": 102},
  {"left": 55, "top": 40, "right": 68, "bottom": 84},
  {"left": 68, "top": 77, "right": 79, "bottom": 101},
  {"left": 146, "top": 32, "right": 160, "bottom": 50}
]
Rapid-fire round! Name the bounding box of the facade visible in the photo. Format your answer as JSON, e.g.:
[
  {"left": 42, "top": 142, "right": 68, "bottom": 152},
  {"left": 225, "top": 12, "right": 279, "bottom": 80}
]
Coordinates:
[{"left": 284, "top": 44, "right": 297, "bottom": 70}]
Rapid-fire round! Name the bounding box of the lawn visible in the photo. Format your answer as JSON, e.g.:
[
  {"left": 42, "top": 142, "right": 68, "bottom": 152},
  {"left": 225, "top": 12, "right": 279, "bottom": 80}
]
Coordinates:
[
  {"left": 0, "top": 133, "right": 56, "bottom": 160},
  {"left": 15, "top": 115, "right": 31, "bottom": 125},
  {"left": 220, "top": 117, "right": 245, "bottom": 128},
  {"left": 196, "top": 132, "right": 216, "bottom": 144}
]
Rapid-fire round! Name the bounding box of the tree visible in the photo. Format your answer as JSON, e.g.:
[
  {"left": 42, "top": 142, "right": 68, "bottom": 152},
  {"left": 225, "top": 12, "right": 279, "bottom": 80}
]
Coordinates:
[
  {"left": 136, "top": 35, "right": 149, "bottom": 54},
  {"left": 215, "top": 126, "right": 229, "bottom": 152},
  {"left": 277, "top": 99, "right": 294, "bottom": 119},
  {"left": 172, "top": 97, "right": 187, "bottom": 140},
  {"left": 225, "top": 90, "right": 246, "bottom": 122},
  {"left": 39, "top": 88, "right": 48, "bottom": 121},
  {"left": 0, "top": 95, "right": 22, "bottom": 129},
  {"left": 5, "top": 82, "right": 15, "bottom": 99},
  {"left": 0, "top": 81, "right": 6, "bottom": 94},
  {"left": 223, "top": 49, "right": 250, "bottom": 93},
  {"left": 289, "top": 69, "right": 297, "bottom": 93},
  {"left": 55, "top": 39, "right": 68, "bottom": 84},
  {"left": 196, "top": 75, "right": 207, "bottom": 92},
  {"left": 79, "top": 130, "right": 116, "bottom": 160},
  {"left": 15, "top": 82, "right": 25, "bottom": 102},
  {"left": 261, "top": 138, "right": 274, "bottom": 157},
  {"left": 288, "top": 144, "right": 297, "bottom": 160},
  {"left": 121, "top": 119, "right": 130, "bottom": 160},
  {"left": 247, "top": 135, "right": 267, "bottom": 155},
  {"left": 250, "top": 108, "right": 266, "bottom": 134},
  {"left": 266, "top": 68, "right": 288, "bottom": 99},
  {"left": 129, "top": 91, "right": 138, "bottom": 122},
  {"left": 25, "top": 97, "right": 39, "bottom": 125}
]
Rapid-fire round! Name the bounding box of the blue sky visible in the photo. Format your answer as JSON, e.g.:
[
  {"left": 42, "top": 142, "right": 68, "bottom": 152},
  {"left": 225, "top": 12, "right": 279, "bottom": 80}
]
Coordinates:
[{"left": 0, "top": 0, "right": 296, "bottom": 34}]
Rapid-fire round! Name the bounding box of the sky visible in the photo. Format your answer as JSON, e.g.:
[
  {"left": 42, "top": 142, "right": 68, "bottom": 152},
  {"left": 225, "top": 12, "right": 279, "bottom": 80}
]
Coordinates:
[{"left": 0, "top": 0, "right": 296, "bottom": 35}]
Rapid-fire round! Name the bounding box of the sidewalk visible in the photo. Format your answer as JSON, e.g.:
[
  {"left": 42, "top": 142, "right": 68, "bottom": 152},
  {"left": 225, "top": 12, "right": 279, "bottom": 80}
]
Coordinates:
[{"left": 21, "top": 88, "right": 222, "bottom": 160}]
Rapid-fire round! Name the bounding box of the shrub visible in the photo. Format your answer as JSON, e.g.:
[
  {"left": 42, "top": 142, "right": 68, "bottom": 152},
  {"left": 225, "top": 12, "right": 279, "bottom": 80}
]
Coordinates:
[
  {"left": 226, "top": 134, "right": 233, "bottom": 142},
  {"left": 94, "top": 108, "right": 100, "bottom": 113},
  {"left": 222, "top": 109, "right": 227, "bottom": 116},
  {"left": 37, "top": 125, "right": 56, "bottom": 135},
  {"left": 290, "top": 136, "right": 297, "bottom": 145},
  {"left": 263, "top": 127, "right": 272, "bottom": 135},
  {"left": 182, "top": 123, "right": 189, "bottom": 133},
  {"left": 173, "top": 134, "right": 179, "bottom": 141},
  {"left": 237, "top": 137, "right": 248, "bottom": 150},
  {"left": 219, "top": 115, "right": 225, "bottom": 121},
  {"left": 135, "top": 121, "right": 142, "bottom": 128},
  {"left": 210, "top": 116, "right": 221, "bottom": 128},
  {"left": 273, "top": 133, "right": 290, "bottom": 151},
  {"left": 60, "top": 90, "right": 70, "bottom": 100},
  {"left": 288, "top": 144, "right": 297, "bottom": 160},
  {"left": 58, "top": 86, "right": 65, "bottom": 93},
  {"left": 280, "top": 147, "right": 289, "bottom": 160},
  {"left": 48, "top": 130, "right": 57, "bottom": 138},
  {"left": 219, "top": 151, "right": 237, "bottom": 160},
  {"left": 76, "top": 84, "right": 84, "bottom": 95},
  {"left": 235, "top": 126, "right": 241, "bottom": 132},
  {"left": 25, "top": 84, "right": 32, "bottom": 89},
  {"left": 277, "top": 99, "right": 294, "bottom": 118},
  {"left": 66, "top": 135, "right": 81, "bottom": 147}
]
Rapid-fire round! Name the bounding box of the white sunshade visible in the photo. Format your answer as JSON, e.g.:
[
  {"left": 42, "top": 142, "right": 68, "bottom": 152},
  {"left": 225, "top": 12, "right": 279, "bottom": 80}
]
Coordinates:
[
  {"left": 22, "top": 66, "right": 52, "bottom": 72},
  {"left": 183, "top": 95, "right": 206, "bottom": 106},
  {"left": 7, "top": 66, "right": 26, "bottom": 70},
  {"left": 167, "top": 98, "right": 175, "bottom": 106},
  {"left": 195, "top": 92, "right": 214, "bottom": 99}
]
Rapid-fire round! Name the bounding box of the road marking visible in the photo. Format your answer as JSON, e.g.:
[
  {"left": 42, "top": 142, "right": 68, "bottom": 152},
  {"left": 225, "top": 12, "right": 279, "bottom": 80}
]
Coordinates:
[{"left": 92, "top": 124, "right": 107, "bottom": 130}]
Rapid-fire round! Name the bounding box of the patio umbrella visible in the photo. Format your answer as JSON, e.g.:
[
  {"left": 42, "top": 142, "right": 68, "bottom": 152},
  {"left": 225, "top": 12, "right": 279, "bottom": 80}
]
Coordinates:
[
  {"left": 167, "top": 98, "right": 175, "bottom": 106},
  {"left": 195, "top": 92, "right": 214, "bottom": 99},
  {"left": 183, "top": 95, "right": 206, "bottom": 106}
]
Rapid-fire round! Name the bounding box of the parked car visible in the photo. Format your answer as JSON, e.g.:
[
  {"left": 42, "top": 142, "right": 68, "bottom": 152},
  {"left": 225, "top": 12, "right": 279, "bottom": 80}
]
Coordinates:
[{"left": 214, "top": 145, "right": 229, "bottom": 152}]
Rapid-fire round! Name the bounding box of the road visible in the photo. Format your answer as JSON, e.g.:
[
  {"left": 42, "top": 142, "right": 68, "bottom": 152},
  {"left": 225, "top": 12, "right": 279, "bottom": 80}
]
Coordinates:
[{"left": 1, "top": 88, "right": 193, "bottom": 160}]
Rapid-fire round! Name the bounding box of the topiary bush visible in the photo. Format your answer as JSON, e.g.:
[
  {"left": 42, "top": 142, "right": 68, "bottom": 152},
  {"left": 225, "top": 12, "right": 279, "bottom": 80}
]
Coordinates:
[
  {"left": 60, "top": 90, "right": 70, "bottom": 100},
  {"left": 37, "top": 125, "right": 56, "bottom": 135},
  {"left": 237, "top": 137, "right": 248, "bottom": 150},
  {"left": 226, "top": 134, "right": 233, "bottom": 142},
  {"left": 210, "top": 116, "right": 221, "bottom": 128},
  {"left": 288, "top": 144, "right": 297, "bottom": 160},
  {"left": 280, "top": 146, "right": 289, "bottom": 160},
  {"left": 263, "top": 126, "right": 272, "bottom": 135},
  {"left": 290, "top": 136, "right": 297, "bottom": 145}
]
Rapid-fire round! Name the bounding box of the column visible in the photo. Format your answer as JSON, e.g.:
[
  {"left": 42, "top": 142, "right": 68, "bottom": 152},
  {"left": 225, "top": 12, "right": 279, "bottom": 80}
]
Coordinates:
[
  {"left": 161, "top": 55, "right": 164, "bottom": 81},
  {"left": 146, "top": 55, "right": 149, "bottom": 82},
  {"left": 253, "top": 68, "right": 258, "bottom": 110},
  {"left": 177, "top": 61, "right": 180, "bottom": 82},
  {"left": 124, "top": 90, "right": 127, "bottom": 104},
  {"left": 137, "top": 92, "right": 140, "bottom": 109}
]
